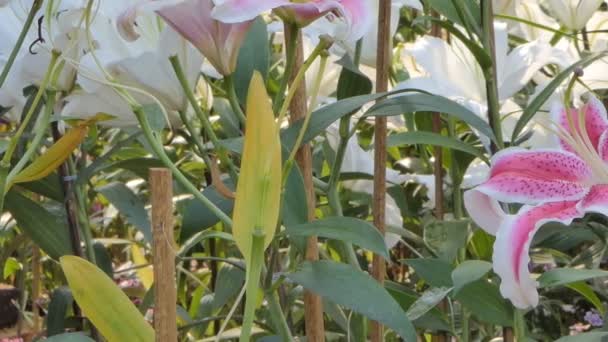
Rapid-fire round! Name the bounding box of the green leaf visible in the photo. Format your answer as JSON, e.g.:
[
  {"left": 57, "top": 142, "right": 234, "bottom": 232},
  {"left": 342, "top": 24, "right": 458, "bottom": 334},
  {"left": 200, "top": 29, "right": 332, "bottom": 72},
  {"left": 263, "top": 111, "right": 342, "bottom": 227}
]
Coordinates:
[
  {"left": 234, "top": 17, "right": 269, "bottom": 104},
  {"left": 566, "top": 282, "right": 605, "bottom": 315},
  {"left": 47, "top": 287, "right": 74, "bottom": 336},
  {"left": 456, "top": 280, "right": 513, "bottom": 326},
  {"left": 538, "top": 268, "right": 608, "bottom": 288},
  {"left": 385, "top": 281, "right": 450, "bottom": 332},
  {"left": 387, "top": 131, "right": 489, "bottom": 163},
  {"left": 5, "top": 189, "right": 73, "bottom": 259},
  {"left": 179, "top": 182, "right": 235, "bottom": 242},
  {"left": 45, "top": 333, "right": 95, "bottom": 342},
  {"left": 336, "top": 54, "right": 373, "bottom": 99},
  {"left": 214, "top": 262, "right": 245, "bottom": 310},
  {"left": 178, "top": 230, "right": 234, "bottom": 257},
  {"left": 404, "top": 258, "right": 453, "bottom": 287},
  {"left": 365, "top": 93, "right": 495, "bottom": 142},
  {"left": 511, "top": 52, "right": 608, "bottom": 141},
  {"left": 287, "top": 261, "right": 416, "bottom": 341},
  {"left": 286, "top": 217, "right": 389, "bottom": 259},
  {"left": 3, "top": 257, "right": 21, "bottom": 279},
  {"left": 423, "top": 219, "right": 470, "bottom": 262},
  {"left": 425, "top": 0, "right": 480, "bottom": 27},
  {"left": 555, "top": 332, "right": 608, "bottom": 342},
  {"left": 406, "top": 287, "right": 452, "bottom": 321},
  {"left": 97, "top": 182, "right": 151, "bottom": 243},
  {"left": 451, "top": 260, "right": 492, "bottom": 294},
  {"left": 60, "top": 256, "right": 155, "bottom": 342}
]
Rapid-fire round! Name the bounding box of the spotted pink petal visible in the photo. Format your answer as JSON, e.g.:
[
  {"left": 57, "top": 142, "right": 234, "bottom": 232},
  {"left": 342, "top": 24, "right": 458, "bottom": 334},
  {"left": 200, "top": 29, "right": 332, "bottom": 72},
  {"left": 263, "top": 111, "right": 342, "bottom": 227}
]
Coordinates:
[
  {"left": 598, "top": 130, "right": 608, "bottom": 162},
  {"left": 463, "top": 189, "right": 506, "bottom": 235},
  {"left": 493, "top": 201, "right": 582, "bottom": 309},
  {"left": 552, "top": 95, "right": 608, "bottom": 154},
  {"left": 579, "top": 184, "right": 608, "bottom": 217},
  {"left": 476, "top": 148, "right": 592, "bottom": 205}
]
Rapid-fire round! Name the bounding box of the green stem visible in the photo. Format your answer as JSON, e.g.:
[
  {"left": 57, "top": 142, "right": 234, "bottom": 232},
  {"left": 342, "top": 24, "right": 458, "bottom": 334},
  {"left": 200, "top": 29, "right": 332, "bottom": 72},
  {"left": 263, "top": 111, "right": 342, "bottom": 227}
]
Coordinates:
[
  {"left": 480, "top": 0, "right": 504, "bottom": 151},
  {"left": 240, "top": 229, "right": 266, "bottom": 342},
  {"left": 447, "top": 118, "right": 464, "bottom": 219},
  {"left": 327, "top": 117, "right": 359, "bottom": 268},
  {"left": 514, "top": 309, "right": 526, "bottom": 340},
  {"left": 2, "top": 51, "right": 60, "bottom": 167},
  {"left": 132, "top": 106, "right": 233, "bottom": 227},
  {"left": 266, "top": 290, "right": 293, "bottom": 341},
  {"left": 273, "top": 23, "right": 299, "bottom": 113},
  {"left": 169, "top": 56, "right": 238, "bottom": 181},
  {"left": 0, "top": 0, "right": 43, "bottom": 87},
  {"left": 225, "top": 74, "right": 247, "bottom": 126},
  {"left": 71, "top": 157, "right": 96, "bottom": 263},
  {"left": 281, "top": 53, "right": 328, "bottom": 185},
  {"left": 277, "top": 36, "right": 333, "bottom": 123},
  {"left": 6, "top": 90, "right": 56, "bottom": 183}
]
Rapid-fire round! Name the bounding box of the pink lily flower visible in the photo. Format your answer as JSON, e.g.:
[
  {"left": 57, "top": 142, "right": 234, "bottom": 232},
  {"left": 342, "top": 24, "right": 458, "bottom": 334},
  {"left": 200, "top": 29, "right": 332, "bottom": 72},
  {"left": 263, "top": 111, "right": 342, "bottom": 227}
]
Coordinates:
[
  {"left": 464, "top": 95, "right": 608, "bottom": 309},
  {"left": 211, "top": 0, "right": 372, "bottom": 40},
  {"left": 118, "top": 0, "right": 253, "bottom": 76}
]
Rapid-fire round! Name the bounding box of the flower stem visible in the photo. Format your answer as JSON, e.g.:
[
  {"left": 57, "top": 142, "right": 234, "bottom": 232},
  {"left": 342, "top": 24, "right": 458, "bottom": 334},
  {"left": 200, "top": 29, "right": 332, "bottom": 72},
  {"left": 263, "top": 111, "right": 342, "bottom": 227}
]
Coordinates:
[
  {"left": 0, "top": 0, "right": 43, "bottom": 87},
  {"left": 480, "top": 0, "right": 504, "bottom": 151},
  {"left": 274, "top": 23, "right": 300, "bottom": 113},
  {"left": 169, "top": 56, "right": 238, "bottom": 181},
  {"left": 240, "top": 229, "right": 266, "bottom": 342},
  {"left": 132, "top": 106, "right": 233, "bottom": 227},
  {"left": 327, "top": 117, "right": 360, "bottom": 268},
  {"left": 224, "top": 74, "right": 247, "bottom": 126}
]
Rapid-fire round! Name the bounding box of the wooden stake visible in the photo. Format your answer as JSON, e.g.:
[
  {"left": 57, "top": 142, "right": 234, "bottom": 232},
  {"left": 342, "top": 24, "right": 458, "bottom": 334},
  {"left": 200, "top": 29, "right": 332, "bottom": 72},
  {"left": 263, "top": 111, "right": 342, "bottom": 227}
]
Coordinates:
[
  {"left": 371, "top": 0, "right": 391, "bottom": 340},
  {"left": 285, "top": 24, "right": 326, "bottom": 342},
  {"left": 150, "top": 168, "right": 177, "bottom": 342}
]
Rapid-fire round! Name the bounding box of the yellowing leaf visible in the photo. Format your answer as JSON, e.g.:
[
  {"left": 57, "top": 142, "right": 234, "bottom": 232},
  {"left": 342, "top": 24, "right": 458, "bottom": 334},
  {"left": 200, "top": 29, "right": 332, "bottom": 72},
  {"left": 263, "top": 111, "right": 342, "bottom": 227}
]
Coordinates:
[
  {"left": 232, "top": 71, "right": 282, "bottom": 265},
  {"left": 10, "top": 113, "right": 111, "bottom": 187},
  {"left": 60, "top": 256, "right": 155, "bottom": 342},
  {"left": 131, "top": 244, "right": 153, "bottom": 290},
  {"left": 10, "top": 125, "right": 88, "bottom": 186}
]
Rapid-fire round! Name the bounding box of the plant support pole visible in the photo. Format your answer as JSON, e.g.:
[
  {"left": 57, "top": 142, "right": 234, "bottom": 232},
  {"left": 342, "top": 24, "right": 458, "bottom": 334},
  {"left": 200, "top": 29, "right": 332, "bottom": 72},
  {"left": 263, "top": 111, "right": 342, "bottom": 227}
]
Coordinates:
[
  {"left": 150, "top": 168, "right": 178, "bottom": 342},
  {"left": 284, "top": 23, "right": 325, "bottom": 342},
  {"left": 371, "top": 0, "right": 391, "bottom": 341}
]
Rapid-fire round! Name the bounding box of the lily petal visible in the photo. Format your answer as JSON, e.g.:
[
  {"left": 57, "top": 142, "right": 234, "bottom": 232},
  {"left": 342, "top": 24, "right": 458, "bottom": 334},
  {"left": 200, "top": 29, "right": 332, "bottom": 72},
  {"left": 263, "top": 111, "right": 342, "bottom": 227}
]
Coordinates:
[
  {"left": 463, "top": 189, "right": 506, "bottom": 235},
  {"left": 211, "top": 0, "right": 290, "bottom": 23},
  {"left": 579, "top": 184, "right": 608, "bottom": 217},
  {"left": 476, "top": 148, "right": 592, "bottom": 205},
  {"left": 553, "top": 95, "right": 608, "bottom": 153},
  {"left": 493, "top": 201, "right": 582, "bottom": 309}
]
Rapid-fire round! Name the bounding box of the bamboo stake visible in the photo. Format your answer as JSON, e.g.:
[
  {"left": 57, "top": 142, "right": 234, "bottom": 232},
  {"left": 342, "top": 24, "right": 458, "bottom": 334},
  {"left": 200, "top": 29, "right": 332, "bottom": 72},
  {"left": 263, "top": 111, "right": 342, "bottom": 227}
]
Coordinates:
[
  {"left": 371, "top": 0, "right": 391, "bottom": 340},
  {"left": 285, "top": 24, "right": 326, "bottom": 342},
  {"left": 150, "top": 168, "right": 177, "bottom": 342},
  {"left": 430, "top": 19, "right": 448, "bottom": 342}
]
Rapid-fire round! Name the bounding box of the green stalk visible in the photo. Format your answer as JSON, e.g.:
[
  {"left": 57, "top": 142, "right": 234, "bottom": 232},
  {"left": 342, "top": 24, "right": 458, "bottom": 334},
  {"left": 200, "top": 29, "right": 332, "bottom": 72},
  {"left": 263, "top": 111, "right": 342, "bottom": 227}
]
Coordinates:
[
  {"left": 177, "top": 110, "right": 215, "bottom": 167},
  {"left": 240, "top": 229, "right": 266, "bottom": 342},
  {"left": 281, "top": 53, "right": 328, "bottom": 185},
  {"left": 71, "top": 157, "right": 96, "bottom": 263},
  {"left": 276, "top": 36, "right": 333, "bottom": 125},
  {"left": 0, "top": 0, "right": 43, "bottom": 87},
  {"left": 266, "top": 289, "right": 293, "bottom": 341},
  {"left": 327, "top": 117, "right": 360, "bottom": 268},
  {"left": 273, "top": 23, "right": 300, "bottom": 113},
  {"left": 6, "top": 90, "right": 55, "bottom": 183},
  {"left": 514, "top": 309, "right": 526, "bottom": 340},
  {"left": 480, "top": 0, "right": 504, "bottom": 151},
  {"left": 447, "top": 118, "right": 464, "bottom": 219},
  {"left": 169, "top": 56, "right": 238, "bottom": 181},
  {"left": 132, "top": 106, "right": 233, "bottom": 227},
  {"left": 224, "top": 74, "right": 247, "bottom": 125}
]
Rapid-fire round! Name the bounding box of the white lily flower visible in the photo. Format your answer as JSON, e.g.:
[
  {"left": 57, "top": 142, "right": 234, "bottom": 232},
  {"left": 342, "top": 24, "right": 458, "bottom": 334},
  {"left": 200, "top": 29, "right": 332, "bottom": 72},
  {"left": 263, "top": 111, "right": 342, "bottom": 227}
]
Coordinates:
[
  {"left": 63, "top": 5, "right": 203, "bottom": 126},
  {"left": 0, "top": 0, "right": 97, "bottom": 121},
  {"left": 397, "top": 22, "right": 564, "bottom": 143},
  {"left": 545, "top": 0, "right": 604, "bottom": 30}
]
